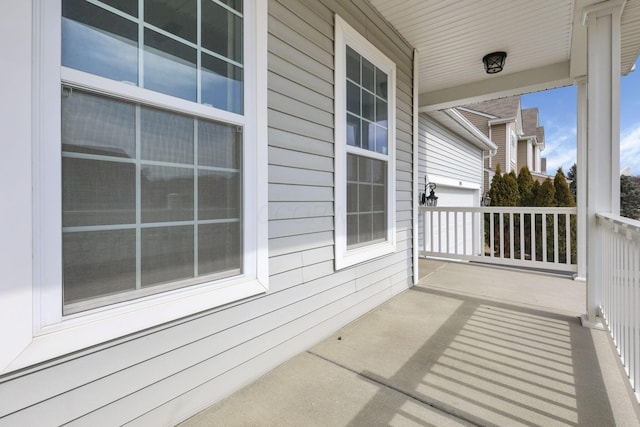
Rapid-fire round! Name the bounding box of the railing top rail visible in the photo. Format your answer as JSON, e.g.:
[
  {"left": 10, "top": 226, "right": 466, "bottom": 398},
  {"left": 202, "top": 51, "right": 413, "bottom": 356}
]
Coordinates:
[
  {"left": 418, "top": 206, "right": 577, "bottom": 214},
  {"left": 596, "top": 212, "right": 640, "bottom": 238}
]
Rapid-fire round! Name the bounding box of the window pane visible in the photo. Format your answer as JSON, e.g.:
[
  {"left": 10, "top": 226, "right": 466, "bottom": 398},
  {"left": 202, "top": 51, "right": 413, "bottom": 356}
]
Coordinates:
[
  {"left": 202, "top": 0, "right": 243, "bottom": 63},
  {"left": 372, "top": 213, "right": 386, "bottom": 240},
  {"left": 362, "top": 91, "right": 375, "bottom": 122},
  {"left": 62, "top": 0, "right": 138, "bottom": 84},
  {"left": 358, "top": 155, "right": 371, "bottom": 182},
  {"left": 142, "top": 226, "right": 194, "bottom": 286},
  {"left": 142, "top": 166, "right": 195, "bottom": 223},
  {"left": 372, "top": 184, "right": 385, "bottom": 211},
  {"left": 62, "top": 89, "right": 136, "bottom": 158},
  {"left": 201, "top": 53, "right": 244, "bottom": 114},
  {"left": 198, "top": 120, "right": 241, "bottom": 168},
  {"left": 63, "top": 158, "right": 135, "bottom": 227},
  {"left": 346, "top": 46, "right": 360, "bottom": 83},
  {"left": 141, "top": 107, "right": 194, "bottom": 164},
  {"left": 199, "top": 170, "right": 241, "bottom": 220},
  {"left": 371, "top": 159, "right": 386, "bottom": 184},
  {"left": 63, "top": 229, "right": 136, "bottom": 305},
  {"left": 376, "top": 97, "right": 387, "bottom": 125},
  {"left": 347, "top": 183, "right": 358, "bottom": 213},
  {"left": 358, "top": 183, "right": 372, "bottom": 212},
  {"left": 347, "top": 214, "right": 358, "bottom": 246},
  {"left": 358, "top": 213, "right": 372, "bottom": 243},
  {"left": 362, "top": 57, "right": 375, "bottom": 93},
  {"left": 346, "top": 155, "right": 387, "bottom": 248},
  {"left": 199, "top": 222, "right": 241, "bottom": 276},
  {"left": 346, "top": 114, "right": 361, "bottom": 148},
  {"left": 144, "top": 29, "right": 197, "bottom": 101},
  {"left": 364, "top": 121, "right": 376, "bottom": 152},
  {"left": 347, "top": 153, "right": 358, "bottom": 180},
  {"left": 376, "top": 67, "right": 388, "bottom": 100},
  {"left": 145, "top": 0, "right": 197, "bottom": 43},
  {"left": 347, "top": 82, "right": 360, "bottom": 115},
  {"left": 375, "top": 125, "right": 388, "bottom": 155}
]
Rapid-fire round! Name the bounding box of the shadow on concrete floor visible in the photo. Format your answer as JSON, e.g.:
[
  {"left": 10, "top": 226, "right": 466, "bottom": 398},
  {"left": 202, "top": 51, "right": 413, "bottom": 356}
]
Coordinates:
[{"left": 182, "top": 262, "right": 640, "bottom": 427}]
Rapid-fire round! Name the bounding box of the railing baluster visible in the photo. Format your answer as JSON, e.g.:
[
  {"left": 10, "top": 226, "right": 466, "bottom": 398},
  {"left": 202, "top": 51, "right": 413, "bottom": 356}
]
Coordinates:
[
  {"left": 520, "top": 212, "right": 525, "bottom": 260},
  {"left": 442, "top": 211, "right": 451, "bottom": 253},
  {"left": 531, "top": 213, "right": 536, "bottom": 262},
  {"left": 542, "top": 214, "right": 547, "bottom": 263},
  {"left": 427, "top": 211, "right": 436, "bottom": 252},
  {"left": 499, "top": 211, "right": 504, "bottom": 259},
  {"left": 434, "top": 211, "right": 442, "bottom": 253},
  {"left": 454, "top": 211, "right": 458, "bottom": 254},
  {"left": 553, "top": 214, "right": 560, "bottom": 264},
  {"left": 462, "top": 211, "right": 467, "bottom": 255},
  {"left": 509, "top": 212, "right": 514, "bottom": 259},
  {"left": 566, "top": 213, "right": 571, "bottom": 265},
  {"left": 490, "top": 211, "right": 495, "bottom": 258}
]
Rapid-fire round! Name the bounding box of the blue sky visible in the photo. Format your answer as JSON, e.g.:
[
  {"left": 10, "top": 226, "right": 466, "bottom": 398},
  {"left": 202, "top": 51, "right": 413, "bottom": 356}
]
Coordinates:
[{"left": 521, "top": 59, "right": 640, "bottom": 176}]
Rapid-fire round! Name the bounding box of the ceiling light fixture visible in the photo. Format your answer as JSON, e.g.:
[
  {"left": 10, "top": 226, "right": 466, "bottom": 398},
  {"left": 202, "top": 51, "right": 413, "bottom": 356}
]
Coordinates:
[{"left": 482, "top": 51, "right": 507, "bottom": 74}]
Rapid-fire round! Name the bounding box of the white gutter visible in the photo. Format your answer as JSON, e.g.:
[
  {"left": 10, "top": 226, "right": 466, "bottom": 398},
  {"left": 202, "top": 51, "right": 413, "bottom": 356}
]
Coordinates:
[
  {"left": 488, "top": 116, "right": 517, "bottom": 126},
  {"left": 444, "top": 108, "right": 497, "bottom": 154}
]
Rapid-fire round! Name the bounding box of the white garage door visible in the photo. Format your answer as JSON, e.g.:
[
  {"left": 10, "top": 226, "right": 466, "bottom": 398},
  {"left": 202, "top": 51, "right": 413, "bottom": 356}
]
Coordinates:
[{"left": 435, "top": 185, "right": 478, "bottom": 207}]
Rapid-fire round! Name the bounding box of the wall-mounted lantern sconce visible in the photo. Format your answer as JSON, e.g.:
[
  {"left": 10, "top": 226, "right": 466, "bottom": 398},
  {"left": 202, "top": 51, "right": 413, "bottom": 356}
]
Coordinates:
[
  {"left": 482, "top": 51, "right": 507, "bottom": 74},
  {"left": 481, "top": 192, "right": 491, "bottom": 207},
  {"left": 420, "top": 178, "right": 438, "bottom": 207}
]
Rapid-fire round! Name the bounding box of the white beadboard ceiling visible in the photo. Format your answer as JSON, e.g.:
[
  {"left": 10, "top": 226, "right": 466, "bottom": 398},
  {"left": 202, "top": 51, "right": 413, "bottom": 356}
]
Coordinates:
[{"left": 369, "top": 0, "right": 640, "bottom": 110}]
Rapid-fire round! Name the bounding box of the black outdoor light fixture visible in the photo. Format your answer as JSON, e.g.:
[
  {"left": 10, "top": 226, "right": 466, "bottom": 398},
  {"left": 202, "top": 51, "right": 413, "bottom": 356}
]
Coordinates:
[
  {"left": 420, "top": 178, "right": 438, "bottom": 207},
  {"left": 483, "top": 51, "right": 507, "bottom": 74},
  {"left": 481, "top": 191, "right": 492, "bottom": 207}
]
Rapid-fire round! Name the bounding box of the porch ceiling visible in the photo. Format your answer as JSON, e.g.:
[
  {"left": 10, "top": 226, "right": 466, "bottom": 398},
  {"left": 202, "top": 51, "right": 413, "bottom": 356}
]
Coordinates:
[{"left": 369, "top": 0, "right": 640, "bottom": 110}]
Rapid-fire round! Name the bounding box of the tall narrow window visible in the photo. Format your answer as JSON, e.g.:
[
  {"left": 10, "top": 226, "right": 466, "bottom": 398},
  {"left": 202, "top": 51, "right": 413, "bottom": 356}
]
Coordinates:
[
  {"left": 60, "top": 0, "right": 250, "bottom": 313},
  {"left": 335, "top": 15, "right": 396, "bottom": 269}
]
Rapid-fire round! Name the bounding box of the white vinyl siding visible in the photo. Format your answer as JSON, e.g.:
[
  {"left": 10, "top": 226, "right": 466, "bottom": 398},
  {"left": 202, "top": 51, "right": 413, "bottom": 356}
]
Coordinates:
[
  {"left": 419, "top": 115, "right": 483, "bottom": 186},
  {"left": 0, "top": 0, "right": 414, "bottom": 425}
]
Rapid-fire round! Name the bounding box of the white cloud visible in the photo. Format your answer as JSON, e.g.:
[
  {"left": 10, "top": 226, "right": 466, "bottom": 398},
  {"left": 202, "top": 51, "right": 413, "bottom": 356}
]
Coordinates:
[
  {"left": 541, "top": 121, "right": 640, "bottom": 176},
  {"left": 541, "top": 126, "right": 577, "bottom": 174},
  {"left": 620, "top": 123, "right": 640, "bottom": 175}
]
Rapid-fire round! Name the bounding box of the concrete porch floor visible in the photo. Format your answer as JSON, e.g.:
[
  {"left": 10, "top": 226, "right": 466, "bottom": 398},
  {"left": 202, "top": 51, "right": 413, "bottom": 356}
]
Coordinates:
[{"left": 180, "top": 260, "right": 640, "bottom": 426}]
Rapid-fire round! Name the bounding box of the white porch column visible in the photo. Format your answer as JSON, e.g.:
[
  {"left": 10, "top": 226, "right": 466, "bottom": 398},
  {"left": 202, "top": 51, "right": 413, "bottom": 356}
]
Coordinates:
[
  {"left": 583, "top": 2, "right": 623, "bottom": 324},
  {"left": 575, "top": 78, "right": 587, "bottom": 282}
]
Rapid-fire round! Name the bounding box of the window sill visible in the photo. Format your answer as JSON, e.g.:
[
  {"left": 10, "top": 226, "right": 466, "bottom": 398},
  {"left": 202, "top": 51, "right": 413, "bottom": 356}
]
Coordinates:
[
  {"left": 2, "top": 277, "right": 267, "bottom": 375},
  {"left": 335, "top": 241, "right": 396, "bottom": 270}
]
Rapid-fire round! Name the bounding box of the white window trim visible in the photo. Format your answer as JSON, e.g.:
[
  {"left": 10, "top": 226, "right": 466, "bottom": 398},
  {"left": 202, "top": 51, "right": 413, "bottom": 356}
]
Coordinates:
[
  {"left": 334, "top": 15, "right": 396, "bottom": 270},
  {"left": 1, "top": 0, "right": 267, "bottom": 375}
]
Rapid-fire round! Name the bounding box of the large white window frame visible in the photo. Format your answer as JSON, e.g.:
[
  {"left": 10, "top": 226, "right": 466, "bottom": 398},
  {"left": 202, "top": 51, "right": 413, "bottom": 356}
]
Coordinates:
[
  {"left": 1, "top": 0, "right": 267, "bottom": 374},
  {"left": 334, "top": 15, "right": 396, "bottom": 270}
]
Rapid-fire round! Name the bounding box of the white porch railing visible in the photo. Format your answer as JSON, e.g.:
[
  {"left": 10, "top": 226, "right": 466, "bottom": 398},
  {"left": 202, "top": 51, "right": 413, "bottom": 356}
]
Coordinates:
[
  {"left": 419, "top": 206, "right": 578, "bottom": 273},
  {"left": 597, "top": 212, "right": 640, "bottom": 401}
]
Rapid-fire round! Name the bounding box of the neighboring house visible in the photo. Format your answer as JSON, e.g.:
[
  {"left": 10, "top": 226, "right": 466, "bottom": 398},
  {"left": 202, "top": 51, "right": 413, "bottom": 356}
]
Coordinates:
[
  {"left": 458, "top": 96, "right": 548, "bottom": 191},
  {"left": 520, "top": 107, "right": 548, "bottom": 182},
  {"left": 419, "top": 110, "right": 496, "bottom": 207},
  {"left": 418, "top": 109, "right": 496, "bottom": 254}
]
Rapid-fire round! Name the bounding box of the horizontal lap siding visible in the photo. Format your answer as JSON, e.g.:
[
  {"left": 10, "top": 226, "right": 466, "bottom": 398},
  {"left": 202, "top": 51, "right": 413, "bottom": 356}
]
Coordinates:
[
  {"left": 421, "top": 116, "right": 483, "bottom": 184},
  {"left": 0, "top": 1, "right": 414, "bottom": 425}
]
